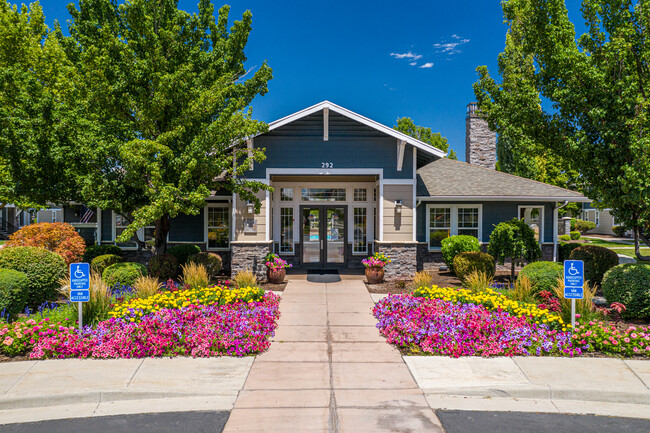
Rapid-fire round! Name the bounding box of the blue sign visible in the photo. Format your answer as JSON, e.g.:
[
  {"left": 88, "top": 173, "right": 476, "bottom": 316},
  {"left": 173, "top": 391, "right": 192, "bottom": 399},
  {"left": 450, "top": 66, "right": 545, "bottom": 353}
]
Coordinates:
[
  {"left": 70, "top": 263, "right": 90, "bottom": 302},
  {"left": 564, "top": 260, "right": 584, "bottom": 299}
]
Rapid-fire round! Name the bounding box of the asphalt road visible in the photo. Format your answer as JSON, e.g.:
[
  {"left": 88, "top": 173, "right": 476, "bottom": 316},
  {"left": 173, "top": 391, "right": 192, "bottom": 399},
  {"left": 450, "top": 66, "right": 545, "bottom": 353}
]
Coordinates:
[{"left": 2, "top": 409, "right": 650, "bottom": 432}]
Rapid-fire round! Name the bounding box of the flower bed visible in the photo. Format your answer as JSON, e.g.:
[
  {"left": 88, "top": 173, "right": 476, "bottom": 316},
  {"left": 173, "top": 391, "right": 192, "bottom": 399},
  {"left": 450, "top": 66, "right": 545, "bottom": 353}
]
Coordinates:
[
  {"left": 414, "top": 285, "right": 568, "bottom": 331},
  {"left": 373, "top": 294, "right": 582, "bottom": 357},
  {"left": 1, "top": 318, "right": 75, "bottom": 357},
  {"left": 572, "top": 320, "right": 650, "bottom": 357}
]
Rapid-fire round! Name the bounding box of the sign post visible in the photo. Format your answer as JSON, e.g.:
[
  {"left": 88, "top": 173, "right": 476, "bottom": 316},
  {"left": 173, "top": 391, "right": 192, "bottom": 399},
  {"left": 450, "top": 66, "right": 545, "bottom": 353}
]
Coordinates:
[
  {"left": 563, "top": 260, "right": 584, "bottom": 330},
  {"left": 70, "top": 263, "right": 90, "bottom": 333}
]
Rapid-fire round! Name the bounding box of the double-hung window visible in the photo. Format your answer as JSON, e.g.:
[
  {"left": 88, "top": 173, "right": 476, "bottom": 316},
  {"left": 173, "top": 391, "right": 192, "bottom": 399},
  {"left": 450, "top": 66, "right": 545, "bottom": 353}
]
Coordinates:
[
  {"left": 427, "top": 204, "right": 482, "bottom": 250},
  {"left": 207, "top": 206, "right": 230, "bottom": 249}
]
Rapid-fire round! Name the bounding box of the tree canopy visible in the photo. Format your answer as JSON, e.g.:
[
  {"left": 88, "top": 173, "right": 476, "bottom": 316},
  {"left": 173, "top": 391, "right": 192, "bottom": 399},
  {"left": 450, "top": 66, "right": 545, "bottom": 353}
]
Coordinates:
[
  {"left": 474, "top": 0, "right": 650, "bottom": 260},
  {"left": 393, "top": 117, "right": 457, "bottom": 159}
]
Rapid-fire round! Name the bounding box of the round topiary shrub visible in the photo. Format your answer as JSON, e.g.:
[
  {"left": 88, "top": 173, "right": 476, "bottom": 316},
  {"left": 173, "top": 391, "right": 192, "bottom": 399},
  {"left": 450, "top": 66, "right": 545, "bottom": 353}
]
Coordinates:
[
  {"left": 168, "top": 244, "right": 201, "bottom": 265},
  {"left": 441, "top": 235, "right": 481, "bottom": 272},
  {"left": 569, "top": 245, "right": 619, "bottom": 285},
  {"left": 0, "top": 268, "right": 29, "bottom": 321},
  {"left": 187, "top": 252, "right": 222, "bottom": 281},
  {"left": 0, "top": 246, "right": 66, "bottom": 308},
  {"left": 91, "top": 254, "right": 123, "bottom": 275},
  {"left": 83, "top": 244, "right": 122, "bottom": 263},
  {"left": 453, "top": 251, "right": 495, "bottom": 282},
  {"left": 558, "top": 242, "right": 581, "bottom": 262},
  {"left": 602, "top": 263, "right": 650, "bottom": 319},
  {"left": 6, "top": 222, "right": 86, "bottom": 265},
  {"left": 148, "top": 254, "right": 178, "bottom": 280},
  {"left": 559, "top": 234, "right": 571, "bottom": 241},
  {"left": 518, "top": 261, "right": 563, "bottom": 294},
  {"left": 612, "top": 225, "right": 627, "bottom": 237},
  {"left": 571, "top": 218, "right": 596, "bottom": 234},
  {"left": 102, "top": 262, "right": 148, "bottom": 287},
  {"left": 570, "top": 231, "right": 581, "bottom": 240}
]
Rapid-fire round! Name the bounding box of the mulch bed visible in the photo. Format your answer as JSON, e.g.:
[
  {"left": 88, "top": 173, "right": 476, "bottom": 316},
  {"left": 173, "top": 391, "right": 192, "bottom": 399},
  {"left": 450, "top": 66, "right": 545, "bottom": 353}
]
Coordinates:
[{"left": 260, "top": 282, "right": 287, "bottom": 292}]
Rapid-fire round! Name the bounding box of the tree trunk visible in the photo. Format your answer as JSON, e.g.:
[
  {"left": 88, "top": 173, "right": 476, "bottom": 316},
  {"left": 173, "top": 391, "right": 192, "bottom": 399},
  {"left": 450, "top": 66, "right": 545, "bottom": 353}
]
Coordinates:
[
  {"left": 510, "top": 259, "right": 516, "bottom": 282},
  {"left": 634, "top": 227, "right": 650, "bottom": 262},
  {"left": 154, "top": 214, "right": 170, "bottom": 256}
]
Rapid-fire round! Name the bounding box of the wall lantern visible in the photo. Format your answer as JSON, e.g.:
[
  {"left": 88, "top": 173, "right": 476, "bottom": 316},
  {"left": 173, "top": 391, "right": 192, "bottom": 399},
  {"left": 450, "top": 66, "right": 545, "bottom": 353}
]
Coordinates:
[
  {"left": 395, "top": 200, "right": 402, "bottom": 214},
  {"left": 247, "top": 200, "right": 255, "bottom": 214}
]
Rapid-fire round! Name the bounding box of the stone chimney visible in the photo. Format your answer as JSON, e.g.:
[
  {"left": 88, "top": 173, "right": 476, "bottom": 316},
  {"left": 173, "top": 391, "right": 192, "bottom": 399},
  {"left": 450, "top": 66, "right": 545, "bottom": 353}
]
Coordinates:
[{"left": 465, "top": 102, "right": 496, "bottom": 169}]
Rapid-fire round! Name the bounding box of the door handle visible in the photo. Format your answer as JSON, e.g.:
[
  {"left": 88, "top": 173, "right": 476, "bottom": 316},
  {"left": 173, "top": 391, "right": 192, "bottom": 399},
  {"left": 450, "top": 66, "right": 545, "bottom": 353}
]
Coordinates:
[{"left": 320, "top": 239, "right": 323, "bottom": 250}]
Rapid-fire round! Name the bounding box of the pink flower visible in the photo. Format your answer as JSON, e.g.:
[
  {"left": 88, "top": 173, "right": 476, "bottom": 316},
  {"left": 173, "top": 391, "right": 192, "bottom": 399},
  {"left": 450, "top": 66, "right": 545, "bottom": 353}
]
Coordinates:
[{"left": 3, "top": 337, "right": 13, "bottom": 346}]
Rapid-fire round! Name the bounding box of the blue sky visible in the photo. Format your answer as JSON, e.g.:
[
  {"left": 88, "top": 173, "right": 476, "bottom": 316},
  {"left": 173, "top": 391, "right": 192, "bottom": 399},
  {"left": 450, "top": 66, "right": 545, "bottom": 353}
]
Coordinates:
[{"left": 40, "top": 0, "right": 584, "bottom": 160}]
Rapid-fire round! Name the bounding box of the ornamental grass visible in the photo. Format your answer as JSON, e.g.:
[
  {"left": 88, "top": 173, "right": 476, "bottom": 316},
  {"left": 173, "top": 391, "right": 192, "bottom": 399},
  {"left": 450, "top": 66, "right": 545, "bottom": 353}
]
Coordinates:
[
  {"left": 414, "top": 285, "right": 568, "bottom": 331},
  {"left": 373, "top": 295, "right": 583, "bottom": 358}
]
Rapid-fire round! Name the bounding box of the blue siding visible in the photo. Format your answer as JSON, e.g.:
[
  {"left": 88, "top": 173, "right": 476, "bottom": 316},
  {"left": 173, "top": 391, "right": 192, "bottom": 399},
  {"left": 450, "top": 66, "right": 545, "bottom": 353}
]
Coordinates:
[
  {"left": 169, "top": 210, "right": 204, "bottom": 242},
  {"left": 417, "top": 202, "right": 556, "bottom": 244},
  {"left": 247, "top": 112, "right": 413, "bottom": 179}
]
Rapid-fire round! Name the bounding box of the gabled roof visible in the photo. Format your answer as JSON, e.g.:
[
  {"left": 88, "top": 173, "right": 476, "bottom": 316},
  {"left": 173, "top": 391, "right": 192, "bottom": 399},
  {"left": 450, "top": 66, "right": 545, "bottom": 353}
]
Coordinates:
[
  {"left": 417, "top": 158, "right": 589, "bottom": 201},
  {"left": 264, "top": 101, "right": 447, "bottom": 158}
]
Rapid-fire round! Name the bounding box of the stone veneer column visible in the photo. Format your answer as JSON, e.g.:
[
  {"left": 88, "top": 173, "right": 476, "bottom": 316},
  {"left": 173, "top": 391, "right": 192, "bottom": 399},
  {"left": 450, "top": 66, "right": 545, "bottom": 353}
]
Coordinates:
[
  {"left": 375, "top": 242, "right": 417, "bottom": 281},
  {"left": 465, "top": 102, "right": 496, "bottom": 170},
  {"left": 230, "top": 242, "right": 271, "bottom": 281}
]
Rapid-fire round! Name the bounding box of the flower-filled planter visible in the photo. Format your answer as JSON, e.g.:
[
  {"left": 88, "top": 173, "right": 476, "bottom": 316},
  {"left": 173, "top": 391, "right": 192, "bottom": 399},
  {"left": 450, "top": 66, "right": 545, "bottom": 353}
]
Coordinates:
[
  {"left": 265, "top": 253, "right": 292, "bottom": 284},
  {"left": 362, "top": 252, "right": 391, "bottom": 284}
]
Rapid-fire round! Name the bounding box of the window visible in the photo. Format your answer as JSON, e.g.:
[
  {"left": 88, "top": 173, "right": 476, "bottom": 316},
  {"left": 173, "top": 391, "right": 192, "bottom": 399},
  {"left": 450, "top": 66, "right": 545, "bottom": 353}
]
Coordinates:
[
  {"left": 373, "top": 187, "right": 377, "bottom": 202},
  {"left": 301, "top": 188, "right": 346, "bottom": 202},
  {"left": 353, "top": 208, "right": 367, "bottom": 254},
  {"left": 595, "top": 210, "right": 600, "bottom": 227},
  {"left": 115, "top": 213, "right": 137, "bottom": 248},
  {"left": 354, "top": 188, "right": 367, "bottom": 202},
  {"left": 518, "top": 206, "right": 544, "bottom": 244},
  {"left": 427, "top": 205, "right": 482, "bottom": 250},
  {"left": 280, "top": 207, "right": 294, "bottom": 254},
  {"left": 281, "top": 188, "right": 293, "bottom": 201},
  {"left": 207, "top": 206, "right": 230, "bottom": 249}
]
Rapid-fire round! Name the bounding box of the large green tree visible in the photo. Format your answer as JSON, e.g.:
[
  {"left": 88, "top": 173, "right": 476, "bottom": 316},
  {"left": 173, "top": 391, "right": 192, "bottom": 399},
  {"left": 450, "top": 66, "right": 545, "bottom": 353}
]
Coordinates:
[
  {"left": 0, "top": 2, "right": 85, "bottom": 211},
  {"left": 64, "top": 0, "right": 272, "bottom": 254},
  {"left": 393, "top": 117, "right": 457, "bottom": 159},
  {"left": 474, "top": 0, "right": 650, "bottom": 261}
]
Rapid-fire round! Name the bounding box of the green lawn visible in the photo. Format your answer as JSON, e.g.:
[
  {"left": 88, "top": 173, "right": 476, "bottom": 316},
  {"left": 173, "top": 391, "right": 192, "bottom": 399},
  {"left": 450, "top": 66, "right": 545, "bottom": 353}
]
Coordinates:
[
  {"left": 610, "top": 248, "right": 650, "bottom": 258},
  {"left": 582, "top": 238, "right": 634, "bottom": 248}
]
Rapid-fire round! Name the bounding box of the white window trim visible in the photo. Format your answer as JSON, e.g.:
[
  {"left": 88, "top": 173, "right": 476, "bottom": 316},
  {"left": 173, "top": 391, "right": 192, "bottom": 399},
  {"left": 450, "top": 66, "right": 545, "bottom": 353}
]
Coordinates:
[
  {"left": 352, "top": 206, "right": 370, "bottom": 255},
  {"left": 518, "top": 205, "right": 545, "bottom": 246},
  {"left": 425, "top": 204, "right": 483, "bottom": 252},
  {"left": 205, "top": 204, "right": 231, "bottom": 251}
]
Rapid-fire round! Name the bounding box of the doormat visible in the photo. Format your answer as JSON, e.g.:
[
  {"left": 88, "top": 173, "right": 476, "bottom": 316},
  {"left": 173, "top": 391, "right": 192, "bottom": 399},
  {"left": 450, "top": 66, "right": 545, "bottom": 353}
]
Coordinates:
[{"left": 307, "top": 270, "right": 341, "bottom": 283}]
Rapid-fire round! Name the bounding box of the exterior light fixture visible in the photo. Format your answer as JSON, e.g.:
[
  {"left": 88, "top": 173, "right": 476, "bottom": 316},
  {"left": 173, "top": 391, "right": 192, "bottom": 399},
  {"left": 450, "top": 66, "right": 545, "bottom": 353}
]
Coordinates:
[
  {"left": 395, "top": 200, "right": 402, "bottom": 214},
  {"left": 247, "top": 200, "right": 254, "bottom": 214}
]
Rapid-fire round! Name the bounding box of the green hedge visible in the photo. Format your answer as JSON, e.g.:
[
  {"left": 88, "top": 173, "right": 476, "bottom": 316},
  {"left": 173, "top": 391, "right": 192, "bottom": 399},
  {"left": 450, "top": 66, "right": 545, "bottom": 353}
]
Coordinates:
[
  {"left": 558, "top": 242, "right": 581, "bottom": 262},
  {"left": 612, "top": 226, "right": 627, "bottom": 237},
  {"left": 441, "top": 235, "right": 481, "bottom": 273},
  {"left": 0, "top": 269, "right": 29, "bottom": 321},
  {"left": 149, "top": 254, "right": 178, "bottom": 280},
  {"left": 91, "top": 254, "right": 123, "bottom": 275},
  {"left": 102, "top": 262, "right": 148, "bottom": 287},
  {"left": 559, "top": 234, "right": 571, "bottom": 241},
  {"left": 82, "top": 244, "right": 122, "bottom": 263},
  {"left": 602, "top": 264, "right": 650, "bottom": 319},
  {"left": 518, "top": 261, "right": 563, "bottom": 294},
  {"left": 570, "top": 231, "right": 581, "bottom": 240},
  {"left": 0, "top": 247, "right": 66, "bottom": 308},
  {"left": 569, "top": 245, "right": 619, "bottom": 285},
  {"left": 168, "top": 244, "right": 201, "bottom": 265},
  {"left": 571, "top": 219, "right": 597, "bottom": 234},
  {"left": 453, "top": 251, "right": 495, "bottom": 282}
]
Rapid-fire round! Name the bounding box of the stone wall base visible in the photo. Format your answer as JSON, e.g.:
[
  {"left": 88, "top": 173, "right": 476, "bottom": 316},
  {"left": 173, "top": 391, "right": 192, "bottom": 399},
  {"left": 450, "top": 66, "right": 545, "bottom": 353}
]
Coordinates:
[
  {"left": 375, "top": 242, "right": 417, "bottom": 281},
  {"left": 231, "top": 242, "right": 271, "bottom": 281}
]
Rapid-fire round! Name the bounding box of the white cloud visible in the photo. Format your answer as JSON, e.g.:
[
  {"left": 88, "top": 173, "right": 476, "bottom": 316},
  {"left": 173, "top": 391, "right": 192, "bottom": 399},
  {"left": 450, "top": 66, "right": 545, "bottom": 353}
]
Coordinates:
[
  {"left": 390, "top": 51, "right": 422, "bottom": 60},
  {"left": 419, "top": 62, "right": 434, "bottom": 68},
  {"left": 433, "top": 35, "right": 470, "bottom": 55},
  {"left": 409, "top": 61, "right": 417, "bottom": 66}
]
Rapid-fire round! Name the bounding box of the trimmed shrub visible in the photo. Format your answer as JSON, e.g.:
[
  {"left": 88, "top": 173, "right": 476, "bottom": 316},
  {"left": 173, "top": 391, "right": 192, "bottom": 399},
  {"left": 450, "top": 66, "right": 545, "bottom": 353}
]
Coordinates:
[
  {"left": 102, "top": 262, "right": 148, "bottom": 287},
  {"left": 570, "top": 231, "right": 581, "bottom": 240},
  {"left": 558, "top": 242, "right": 581, "bottom": 262},
  {"left": 0, "top": 269, "right": 29, "bottom": 321},
  {"left": 441, "top": 235, "right": 481, "bottom": 272},
  {"left": 91, "top": 254, "right": 123, "bottom": 275},
  {"left": 571, "top": 219, "right": 597, "bottom": 234},
  {"left": 453, "top": 251, "right": 495, "bottom": 282},
  {"left": 602, "top": 264, "right": 650, "bottom": 319},
  {"left": 148, "top": 254, "right": 178, "bottom": 280},
  {"left": 559, "top": 234, "right": 571, "bottom": 241},
  {"left": 612, "top": 225, "right": 627, "bottom": 237},
  {"left": 6, "top": 222, "right": 86, "bottom": 265},
  {"left": 0, "top": 246, "right": 66, "bottom": 308},
  {"left": 83, "top": 244, "right": 122, "bottom": 263},
  {"left": 518, "top": 261, "right": 563, "bottom": 294},
  {"left": 569, "top": 245, "right": 619, "bottom": 285},
  {"left": 168, "top": 244, "right": 201, "bottom": 265},
  {"left": 187, "top": 252, "right": 222, "bottom": 281}
]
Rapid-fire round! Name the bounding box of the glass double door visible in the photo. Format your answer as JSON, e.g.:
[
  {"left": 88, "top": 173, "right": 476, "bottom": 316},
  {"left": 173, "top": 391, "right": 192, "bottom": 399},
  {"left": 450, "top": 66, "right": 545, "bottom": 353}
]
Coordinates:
[{"left": 301, "top": 206, "right": 346, "bottom": 268}]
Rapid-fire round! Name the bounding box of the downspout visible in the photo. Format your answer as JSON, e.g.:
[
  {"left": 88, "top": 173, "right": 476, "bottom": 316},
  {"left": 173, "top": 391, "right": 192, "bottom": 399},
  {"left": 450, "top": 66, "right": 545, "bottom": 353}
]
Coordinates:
[{"left": 553, "top": 201, "right": 570, "bottom": 262}]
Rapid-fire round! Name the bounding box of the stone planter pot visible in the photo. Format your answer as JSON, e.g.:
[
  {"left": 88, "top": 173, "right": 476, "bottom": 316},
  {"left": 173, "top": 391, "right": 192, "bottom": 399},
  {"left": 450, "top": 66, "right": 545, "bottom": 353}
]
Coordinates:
[
  {"left": 365, "top": 267, "right": 385, "bottom": 284},
  {"left": 266, "top": 268, "right": 286, "bottom": 284}
]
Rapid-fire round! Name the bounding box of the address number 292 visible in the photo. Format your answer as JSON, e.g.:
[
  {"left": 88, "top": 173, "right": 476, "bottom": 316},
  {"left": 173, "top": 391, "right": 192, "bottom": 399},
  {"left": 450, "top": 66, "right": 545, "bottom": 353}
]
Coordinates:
[{"left": 321, "top": 162, "right": 334, "bottom": 168}]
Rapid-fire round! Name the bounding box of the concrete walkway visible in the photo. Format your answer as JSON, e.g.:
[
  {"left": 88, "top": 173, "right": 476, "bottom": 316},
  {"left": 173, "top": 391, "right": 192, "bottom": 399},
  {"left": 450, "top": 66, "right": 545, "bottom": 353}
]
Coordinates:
[{"left": 222, "top": 279, "right": 442, "bottom": 432}]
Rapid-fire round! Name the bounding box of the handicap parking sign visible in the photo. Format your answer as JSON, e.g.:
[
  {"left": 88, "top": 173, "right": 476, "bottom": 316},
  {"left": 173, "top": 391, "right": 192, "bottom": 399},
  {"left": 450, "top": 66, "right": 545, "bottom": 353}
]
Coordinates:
[
  {"left": 70, "top": 263, "right": 90, "bottom": 302},
  {"left": 564, "top": 260, "right": 584, "bottom": 299}
]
